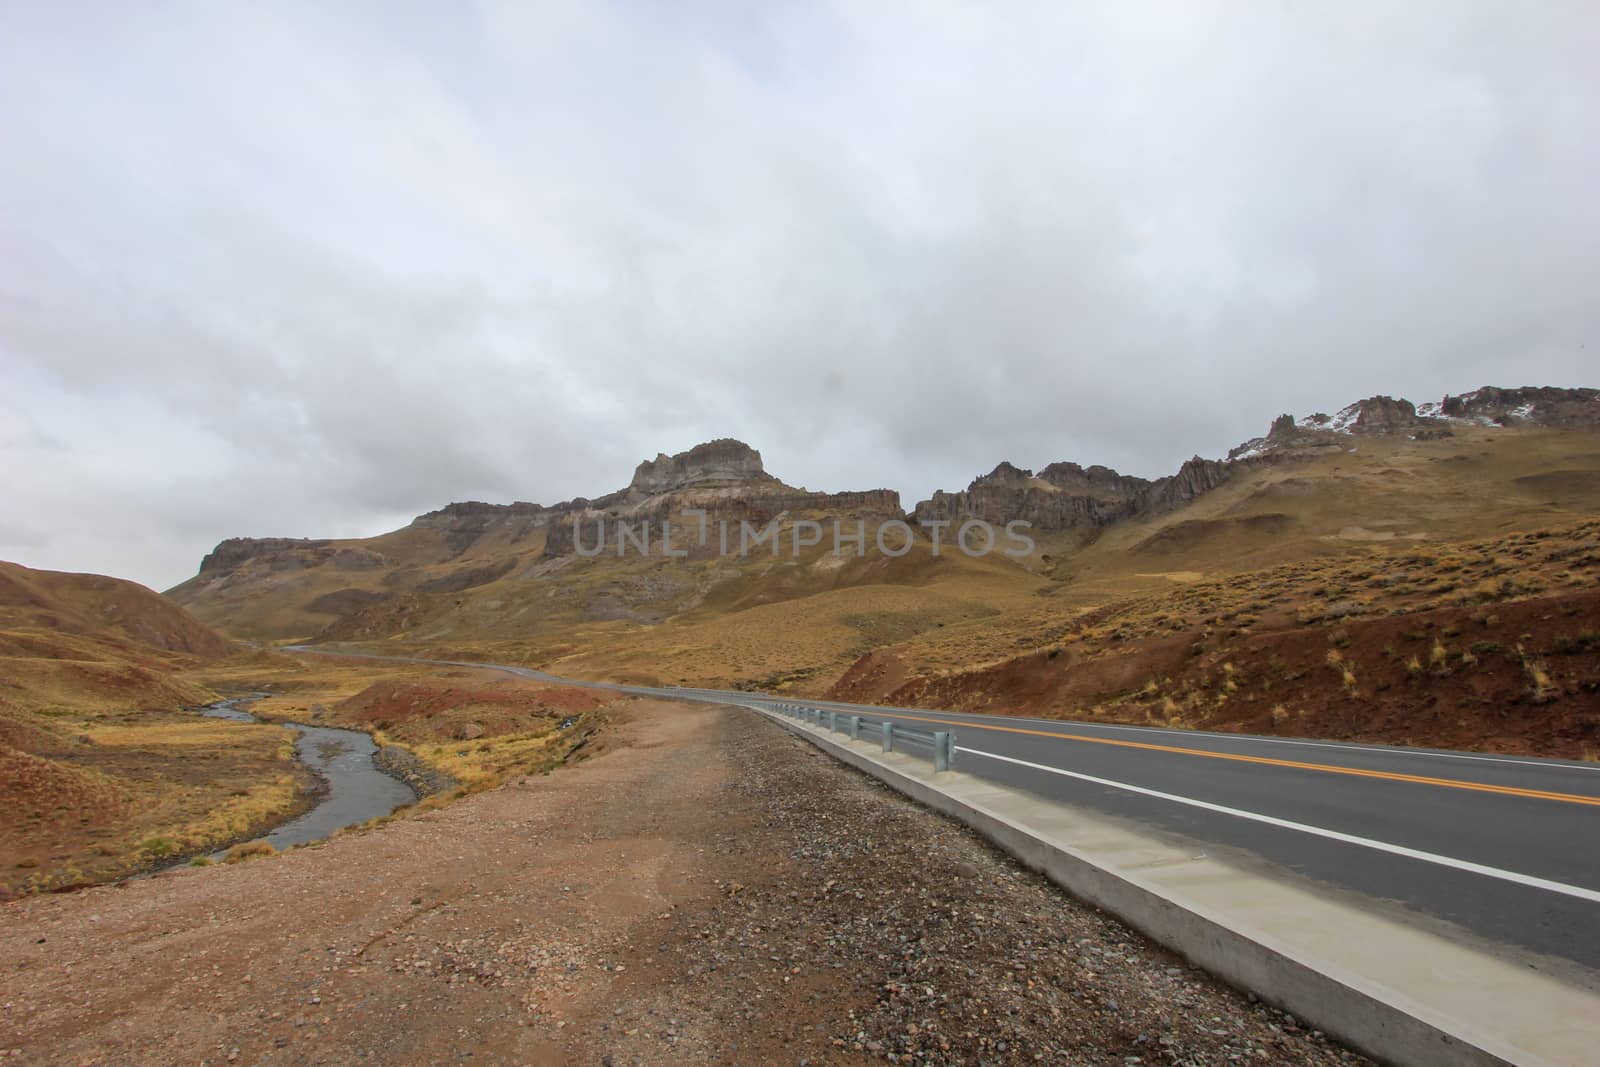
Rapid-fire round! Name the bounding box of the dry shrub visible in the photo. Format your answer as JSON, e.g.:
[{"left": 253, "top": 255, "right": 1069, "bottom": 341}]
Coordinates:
[{"left": 223, "top": 840, "right": 276, "bottom": 864}]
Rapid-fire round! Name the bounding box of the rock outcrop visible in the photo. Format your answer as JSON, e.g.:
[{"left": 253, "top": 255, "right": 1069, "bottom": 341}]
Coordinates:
[
  {"left": 1430, "top": 386, "right": 1600, "bottom": 427},
  {"left": 1037, "top": 462, "right": 1152, "bottom": 498},
  {"left": 1138, "top": 456, "right": 1234, "bottom": 514},
  {"left": 912, "top": 461, "right": 1147, "bottom": 533},
  {"left": 543, "top": 439, "right": 901, "bottom": 558},
  {"left": 913, "top": 451, "right": 1248, "bottom": 536},
  {"left": 197, "top": 537, "right": 335, "bottom": 577},
  {"left": 1228, "top": 386, "right": 1600, "bottom": 464},
  {"left": 1345, "top": 395, "right": 1424, "bottom": 433},
  {"left": 627, "top": 439, "right": 775, "bottom": 495}
]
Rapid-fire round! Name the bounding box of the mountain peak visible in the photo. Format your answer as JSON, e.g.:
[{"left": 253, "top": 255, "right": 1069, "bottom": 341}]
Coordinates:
[
  {"left": 628, "top": 438, "right": 776, "bottom": 495},
  {"left": 1229, "top": 386, "right": 1600, "bottom": 461},
  {"left": 970, "top": 461, "right": 1034, "bottom": 489}
]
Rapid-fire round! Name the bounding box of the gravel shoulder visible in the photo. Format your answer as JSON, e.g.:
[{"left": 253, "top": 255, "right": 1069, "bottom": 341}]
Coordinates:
[{"left": 0, "top": 698, "right": 1364, "bottom": 1066}]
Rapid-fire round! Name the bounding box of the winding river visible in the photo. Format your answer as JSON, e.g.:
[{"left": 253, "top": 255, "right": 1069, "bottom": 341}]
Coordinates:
[{"left": 201, "top": 697, "right": 416, "bottom": 851}]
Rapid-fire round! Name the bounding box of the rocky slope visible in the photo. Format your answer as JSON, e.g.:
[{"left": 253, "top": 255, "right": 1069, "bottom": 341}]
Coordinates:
[
  {"left": 543, "top": 440, "right": 900, "bottom": 556},
  {"left": 1227, "top": 386, "right": 1600, "bottom": 460},
  {"left": 828, "top": 521, "right": 1600, "bottom": 759},
  {"left": 166, "top": 386, "right": 1600, "bottom": 693},
  {"left": 168, "top": 439, "right": 907, "bottom": 642},
  {"left": 919, "top": 387, "right": 1600, "bottom": 538}
]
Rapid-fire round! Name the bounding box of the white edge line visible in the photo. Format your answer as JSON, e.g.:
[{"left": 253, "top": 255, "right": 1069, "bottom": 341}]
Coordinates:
[
  {"left": 757, "top": 696, "right": 1597, "bottom": 772},
  {"left": 912, "top": 712, "right": 1597, "bottom": 771},
  {"left": 954, "top": 745, "right": 1600, "bottom": 905}
]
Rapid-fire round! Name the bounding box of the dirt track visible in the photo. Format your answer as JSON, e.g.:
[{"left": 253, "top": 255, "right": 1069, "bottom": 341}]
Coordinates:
[{"left": 0, "top": 700, "right": 1363, "bottom": 1065}]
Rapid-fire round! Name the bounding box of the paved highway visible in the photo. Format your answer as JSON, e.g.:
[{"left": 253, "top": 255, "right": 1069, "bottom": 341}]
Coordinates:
[{"left": 292, "top": 648, "right": 1600, "bottom": 975}]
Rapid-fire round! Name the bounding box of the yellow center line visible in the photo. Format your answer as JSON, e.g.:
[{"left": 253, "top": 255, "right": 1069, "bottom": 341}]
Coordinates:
[{"left": 870, "top": 710, "right": 1600, "bottom": 808}]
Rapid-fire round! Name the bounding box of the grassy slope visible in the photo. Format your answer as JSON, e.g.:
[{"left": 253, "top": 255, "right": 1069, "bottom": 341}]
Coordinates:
[
  {"left": 833, "top": 522, "right": 1600, "bottom": 755},
  {"left": 0, "top": 562, "right": 312, "bottom": 896},
  {"left": 162, "top": 425, "right": 1600, "bottom": 757}
]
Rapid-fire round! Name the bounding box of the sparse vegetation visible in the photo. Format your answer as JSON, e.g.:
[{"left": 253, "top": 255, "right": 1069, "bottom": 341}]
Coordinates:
[{"left": 223, "top": 840, "right": 276, "bottom": 864}]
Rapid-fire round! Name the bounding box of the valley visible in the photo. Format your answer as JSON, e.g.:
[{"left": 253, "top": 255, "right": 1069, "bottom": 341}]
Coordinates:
[
  {"left": 164, "top": 387, "right": 1600, "bottom": 760},
  {"left": 7, "top": 386, "right": 1598, "bottom": 901}
]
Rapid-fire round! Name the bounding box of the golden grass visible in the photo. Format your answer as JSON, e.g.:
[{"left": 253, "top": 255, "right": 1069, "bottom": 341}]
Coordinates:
[
  {"left": 224, "top": 840, "right": 276, "bottom": 864},
  {"left": 408, "top": 729, "right": 570, "bottom": 790},
  {"left": 0, "top": 709, "right": 308, "bottom": 895}
]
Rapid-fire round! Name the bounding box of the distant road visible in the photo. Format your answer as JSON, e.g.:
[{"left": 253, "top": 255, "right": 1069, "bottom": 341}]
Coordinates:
[{"left": 290, "top": 647, "right": 1600, "bottom": 975}]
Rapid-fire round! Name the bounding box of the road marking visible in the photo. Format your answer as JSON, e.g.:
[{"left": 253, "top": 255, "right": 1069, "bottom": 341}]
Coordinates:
[
  {"left": 875, "top": 711, "right": 1600, "bottom": 807},
  {"left": 293, "top": 651, "right": 1600, "bottom": 798},
  {"left": 955, "top": 746, "right": 1600, "bottom": 904},
  {"left": 849, "top": 707, "right": 1598, "bottom": 772}
]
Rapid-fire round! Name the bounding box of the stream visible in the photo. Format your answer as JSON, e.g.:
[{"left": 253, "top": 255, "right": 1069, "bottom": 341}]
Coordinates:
[{"left": 200, "top": 697, "right": 417, "bottom": 851}]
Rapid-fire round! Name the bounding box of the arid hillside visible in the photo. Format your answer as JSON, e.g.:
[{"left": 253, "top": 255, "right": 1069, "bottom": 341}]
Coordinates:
[
  {"left": 166, "top": 387, "right": 1600, "bottom": 755},
  {"left": 832, "top": 522, "right": 1600, "bottom": 756},
  {"left": 0, "top": 560, "right": 235, "bottom": 721},
  {"left": 0, "top": 562, "right": 306, "bottom": 896},
  {"left": 166, "top": 438, "right": 907, "bottom": 644}
]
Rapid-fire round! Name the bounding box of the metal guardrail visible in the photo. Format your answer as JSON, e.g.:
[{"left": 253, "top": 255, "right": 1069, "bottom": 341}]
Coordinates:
[{"left": 753, "top": 701, "right": 956, "bottom": 773}]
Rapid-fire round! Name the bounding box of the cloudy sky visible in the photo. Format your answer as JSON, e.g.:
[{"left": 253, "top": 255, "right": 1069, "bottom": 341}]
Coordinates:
[{"left": 3, "top": 2, "right": 1597, "bottom": 590}]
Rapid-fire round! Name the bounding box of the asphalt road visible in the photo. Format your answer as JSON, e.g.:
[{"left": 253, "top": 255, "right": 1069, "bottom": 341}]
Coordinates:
[{"left": 292, "top": 648, "right": 1600, "bottom": 975}]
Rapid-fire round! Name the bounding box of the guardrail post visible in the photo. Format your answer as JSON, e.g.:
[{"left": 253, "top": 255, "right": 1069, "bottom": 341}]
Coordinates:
[
  {"left": 933, "top": 731, "right": 950, "bottom": 773},
  {"left": 828, "top": 711, "right": 838, "bottom": 732},
  {"left": 848, "top": 715, "right": 860, "bottom": 740},
  {"left": 882, "top": 722, "right": 894, "bottom": 753}
]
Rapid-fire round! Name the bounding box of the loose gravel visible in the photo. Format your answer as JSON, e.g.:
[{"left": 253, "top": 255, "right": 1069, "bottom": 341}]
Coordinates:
[{"left": 0, "top": 699, "right": 1366, "bottom": 1066}]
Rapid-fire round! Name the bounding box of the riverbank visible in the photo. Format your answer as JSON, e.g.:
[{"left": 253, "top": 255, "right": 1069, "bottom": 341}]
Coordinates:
[
  {"left": 0, "top": 703, "right": 310, "bottom": 898},
  {"left": 0, "top": 698, "right": 1362, "bottom": 1065},
  {"left": 4, "top": 654, "right": 616, "bottom": 898},
  {"left": 196, "top": 696, "right": 418, "bottom": 854}
]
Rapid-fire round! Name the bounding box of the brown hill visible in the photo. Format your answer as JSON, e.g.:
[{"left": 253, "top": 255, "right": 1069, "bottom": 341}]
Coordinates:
[
  {"left": 0, "top": 561, "right": 233, "bottom": 728},
  {"left": 0, "top": 563, "right": 288, "bottom": 897},
  {"left": 828, "top": 522, "right": 1600, "bottom": 757},
  {"left": 167, "top": 387, "right": 1600, "bottom": 753},
  {"left": 1, "top": 561, "right": 233, "bottom": 658},
  {"left": 167, "top": 438, "right": 907, "bottom": 645}
]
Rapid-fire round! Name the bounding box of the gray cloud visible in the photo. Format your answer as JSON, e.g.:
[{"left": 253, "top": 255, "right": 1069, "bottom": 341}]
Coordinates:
[{"left": 2, "top": 1, "right": 1596, "bottom": 589}]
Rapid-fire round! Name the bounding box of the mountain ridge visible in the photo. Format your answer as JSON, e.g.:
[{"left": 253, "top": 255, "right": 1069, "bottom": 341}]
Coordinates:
[
  {"left": 164, "top": 384, "right": 1600, "bottom": 663},
  {"left": 182, "top": 386, "right": 1600, "bottom": 586}
]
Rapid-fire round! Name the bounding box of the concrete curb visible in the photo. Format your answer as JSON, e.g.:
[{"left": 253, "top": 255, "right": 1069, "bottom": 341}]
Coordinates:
[{"left": 750, "top": 706, "right": 1572, "bottom": 1067}]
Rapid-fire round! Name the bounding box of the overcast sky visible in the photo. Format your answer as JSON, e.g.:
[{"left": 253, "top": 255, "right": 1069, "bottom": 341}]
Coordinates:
[{"left": 3, "top": 2, "right": 1597, "bottom": 590}]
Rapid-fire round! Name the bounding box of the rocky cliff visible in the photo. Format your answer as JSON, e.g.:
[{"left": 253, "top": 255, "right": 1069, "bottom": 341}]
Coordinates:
[
  {"left": 913, "top": 384, "right": 1596, "bottom": 535},
  {"left": 168, "top": 384, "right": 1599, "bottom": 643},
  {"left": 542, "top": 441, "right": 900, "bottom": 556},
  {"left": 1228, "top": 387, "right": 1600, "bottom": 461},
  {"left": 912, "top": 462, "right": 1145, "bottom": 532},
  {"left": 627, "top": 439, "right": 776, "bottom": 495},
  {"left": 1431, "top": 386, "right": 1600, "bottom": 427},
  {"left": 912, "top": 452, "right": 1255, "bottom": 536}
]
